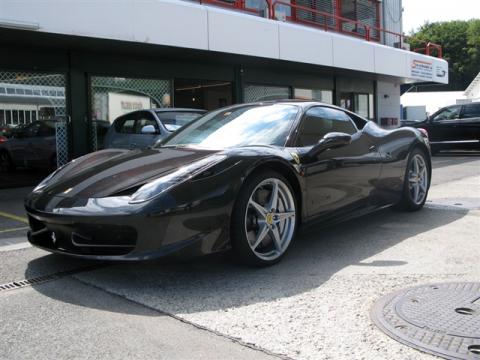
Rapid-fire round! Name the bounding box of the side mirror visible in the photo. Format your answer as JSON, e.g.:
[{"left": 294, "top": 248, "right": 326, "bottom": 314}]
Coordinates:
[
  {"left": 141, "top": 125, "right": 157, "bottom": 134},
  {"left": 307, "top": 132, "right": 352, "bottom": 158}
]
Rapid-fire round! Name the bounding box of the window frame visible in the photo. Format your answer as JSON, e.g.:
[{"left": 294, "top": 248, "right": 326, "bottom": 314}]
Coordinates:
[
  {"left": 134, "top": 110, "right": 160, "bottom": 135},
  {"left": 430, "top": 105, "right": 462, "bottom": 123},
  {"left": 292, "top": 105, "right": 359, "bottom": 148},
  {"left": 460, "top": 103, "right": 480, "bottom": 119}
]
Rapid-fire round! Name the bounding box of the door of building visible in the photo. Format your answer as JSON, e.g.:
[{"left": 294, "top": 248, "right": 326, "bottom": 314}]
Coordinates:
[{"left": 174, "top": 79, "right": 233, "bottom": 111}]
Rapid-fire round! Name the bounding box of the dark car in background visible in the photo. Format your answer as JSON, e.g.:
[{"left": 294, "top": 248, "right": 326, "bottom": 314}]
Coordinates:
[
  {"left": 402, "top": 102, "right": 480, "bottom": 154},
  {"left": 0, "top": 120, "right": 57, "bottom": 171},
  {"left": 104, "top": 108, "right": 205, "bottom": 150}
]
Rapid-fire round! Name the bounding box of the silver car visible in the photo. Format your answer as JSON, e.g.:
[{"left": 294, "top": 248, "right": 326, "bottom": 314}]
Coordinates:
[{"left": 104, "top": 108, "right": 205, "bottom": 150}]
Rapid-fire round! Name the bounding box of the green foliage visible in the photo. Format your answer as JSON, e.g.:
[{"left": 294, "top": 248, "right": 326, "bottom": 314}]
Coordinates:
[{"left": 408, "top": 19, "right": 480, "bottom": 90}]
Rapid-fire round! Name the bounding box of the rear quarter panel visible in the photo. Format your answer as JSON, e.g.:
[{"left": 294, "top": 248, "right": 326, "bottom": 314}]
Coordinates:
[{"left": 366, "top": 123, "right": 428, "bottom": 204}]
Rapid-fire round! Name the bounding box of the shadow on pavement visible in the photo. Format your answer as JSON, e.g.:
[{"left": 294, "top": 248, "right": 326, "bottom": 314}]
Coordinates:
[{"left": 25, "top": 206, "right": 468, "bottom": 315}]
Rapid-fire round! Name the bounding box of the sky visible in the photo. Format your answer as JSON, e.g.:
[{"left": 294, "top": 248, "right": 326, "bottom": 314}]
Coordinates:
[{"left": 402, "top": 0, "right": 480, "bottom": 34}]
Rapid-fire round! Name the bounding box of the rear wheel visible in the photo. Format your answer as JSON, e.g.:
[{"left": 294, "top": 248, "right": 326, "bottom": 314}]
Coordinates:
[
  {"left": 397, "top": 149, "right": 430, "bottom": 211},
  {"left": 231, "top": 171, "right": 297, "bottom": 266}
]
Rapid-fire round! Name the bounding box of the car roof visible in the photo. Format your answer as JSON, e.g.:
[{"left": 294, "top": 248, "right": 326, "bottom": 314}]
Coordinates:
[
  {"left": 151, "top": 108, "right": 206, "bottom": 113},
  {"left": 228, "top": 99, "right": 352, "bottom": 112}
]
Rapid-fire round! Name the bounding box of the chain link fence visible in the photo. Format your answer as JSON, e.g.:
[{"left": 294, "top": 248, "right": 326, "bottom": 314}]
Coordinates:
[
  {"left": 0, "top": 71, "right": 69, "bottom": 168},
  {"left": 244, "top": 84, "right": 290, "bottom": 102}
]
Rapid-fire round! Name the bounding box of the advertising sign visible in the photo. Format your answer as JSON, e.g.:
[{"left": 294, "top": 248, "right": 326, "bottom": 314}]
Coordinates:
[
  {"left": 108, "top": 92, "right": 151, "bottom": 122},
  {"left": 408, "top": 55, "right": 448, "bottom": 84}
]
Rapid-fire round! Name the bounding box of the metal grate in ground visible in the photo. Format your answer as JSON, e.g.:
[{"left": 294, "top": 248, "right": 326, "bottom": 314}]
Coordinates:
[
  {"left": 0, "top": 265, "right": 105, "bottom": 292},
  {"left": 371, "top": 282, "right": 480, "bottom": 360}
]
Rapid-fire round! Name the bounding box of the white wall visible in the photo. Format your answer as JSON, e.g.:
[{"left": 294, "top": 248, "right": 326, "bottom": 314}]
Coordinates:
[
  {"left": 401, "top": 91, "right": 466, "bottom": 116},
  {"left": 377, "top": 81, "right": 401, "bottom": 126},
  {"left": 0, "top": 0, "right": 448, "bottom": 84}
]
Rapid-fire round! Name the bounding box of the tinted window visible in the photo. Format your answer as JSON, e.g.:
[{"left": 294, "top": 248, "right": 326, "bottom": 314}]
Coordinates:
[
  {"left": 432, "top": 105, "right": 461, "bottom": 121},
  {"left": 462, "top": 103, "right": 480, "bottom": 118},
  {"left": 23, "top": 122, "right": 42, "bottom": 137},
  {"left": 156, "top": 111, "right": 203, "bottom": 132},
  {"left": 296, "top": 107, "right": 357, "bottom": 147},
  {"left": 114, "top": 114, "right": 136, "bottom": 134},
  {"left": 37, "top": 122, "right": 56, "bottom": 137},
  {"left": 135, "top": 112, "right": 158, "bottom": 134}
]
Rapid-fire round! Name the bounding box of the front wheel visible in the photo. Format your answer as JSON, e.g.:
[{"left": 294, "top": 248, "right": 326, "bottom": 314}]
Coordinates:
[
  {"left": 231, "top": 171, "right": 298, "bottom": 266},
  {"left": 397, "top": 149, "right": 430, "bottom": 211}
]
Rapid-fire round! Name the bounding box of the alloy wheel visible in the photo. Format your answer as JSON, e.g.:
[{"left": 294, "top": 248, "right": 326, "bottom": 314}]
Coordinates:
[
  {"left": 244, "top": 178, "right": 296, "bottom": 261},
  {"left": 408, "top": 154, "right": 428, "bottom": 205}
]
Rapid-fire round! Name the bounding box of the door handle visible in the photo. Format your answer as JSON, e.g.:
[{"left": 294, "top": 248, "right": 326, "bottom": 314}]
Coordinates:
[{"left": 369, "top": 145, "right": 377, "bottom": 152}]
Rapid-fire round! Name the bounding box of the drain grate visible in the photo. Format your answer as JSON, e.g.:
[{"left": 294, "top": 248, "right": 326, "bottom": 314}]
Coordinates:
[
  {"left": 0, "top": 265, "right": 105, "bottom": 292},
  {"left": 371, "top": 282, "right": 480, "bottom": 360}
]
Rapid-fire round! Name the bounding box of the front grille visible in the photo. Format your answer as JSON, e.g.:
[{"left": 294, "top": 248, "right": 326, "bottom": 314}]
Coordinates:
[{"left": 27, "top": 215, "right": 137, "bottom": 256}]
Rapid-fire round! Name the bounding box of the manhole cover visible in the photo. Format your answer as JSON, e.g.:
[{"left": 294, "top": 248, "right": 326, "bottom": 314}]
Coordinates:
[{"left": 371, "top": 282, "right": 480, "bottom": 360}]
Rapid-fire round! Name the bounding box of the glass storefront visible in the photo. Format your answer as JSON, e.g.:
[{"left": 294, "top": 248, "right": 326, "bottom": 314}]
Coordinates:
[
  {"left": 174, "top": 79, "right": 232, "bottom": 110},
  {"left": 340, "top": 92, "right": 374, "bottom": 119},
  {"left": 294, "top": 88, "right": 333, "bottom": 104},
  {"left": 0, "top": 71, "right": 66, "bottom": 188},
  {"left": 244, "top": 84, "right": 290, "bottom": 102},
  {"left": 90, "top": 76, "right": 171, "bottom": 150}
]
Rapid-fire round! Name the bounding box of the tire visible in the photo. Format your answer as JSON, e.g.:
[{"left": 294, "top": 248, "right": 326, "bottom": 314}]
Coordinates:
[
  {"left": 0, "top": 150, "right": 15, "bottom": 172},
  {"left": 231, "top": 170, "right": 298, "bottom": 266},
  {"left": 396, "top": 148, "right": 431, "bottom": 211}
]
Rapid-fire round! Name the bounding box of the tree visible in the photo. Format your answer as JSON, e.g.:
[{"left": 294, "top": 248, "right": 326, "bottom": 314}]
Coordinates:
[{"left": 408, "top": 19, "right": 480, "bottom": 91}]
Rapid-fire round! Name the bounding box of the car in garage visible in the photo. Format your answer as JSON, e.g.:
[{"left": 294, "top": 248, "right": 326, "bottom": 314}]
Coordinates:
[
  {"left": 0, "top": 120, "right": 57, "bottom": 171},
  {"left": 104, "top": 108, "right": 205, "bottom": 150},
  {"left": 402, "top": 102, "right": 480, "bottom": 154},
  {"left": 25, "top": 101, "right": 431, "bottom": 266}
]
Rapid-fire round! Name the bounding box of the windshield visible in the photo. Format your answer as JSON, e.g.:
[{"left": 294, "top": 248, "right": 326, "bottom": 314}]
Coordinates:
[
  {"left": 155, "top": 111, "right": 204, "bottom": 132},
  {"left": 158, "top": 104, "right": 299, "bottom": 149}
]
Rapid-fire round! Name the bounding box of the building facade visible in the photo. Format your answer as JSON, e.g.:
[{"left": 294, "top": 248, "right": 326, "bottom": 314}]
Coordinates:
[{"left": 0, "top": 0, "right": 448, "bottom": 187}]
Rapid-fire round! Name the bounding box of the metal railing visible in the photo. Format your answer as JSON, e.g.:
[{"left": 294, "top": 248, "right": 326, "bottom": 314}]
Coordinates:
[{"left": 198, "top": 0, "right": 443, "bottom": 58}]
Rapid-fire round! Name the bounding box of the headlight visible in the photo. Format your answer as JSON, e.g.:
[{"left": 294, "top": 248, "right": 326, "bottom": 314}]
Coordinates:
[{"left": 129, "top": 154, "right": 226, "bottom": 204}]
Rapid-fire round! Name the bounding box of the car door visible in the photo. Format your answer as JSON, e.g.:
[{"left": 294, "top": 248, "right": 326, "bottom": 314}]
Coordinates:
[
  {"left": 458, "top": 103, "right": 480, "bottom": 143},
  {"left": 9, "top": 122, "right": 41, "bottom": 166},
  {"left": 425, "top": 105, "right": 462, "bottom": 143},
  {"left": 295, "top": 106, "right": 382, "bottom": 220},
  {"left": 129, "top": 111, "right": 160, "bottom": 149},
  {"left": 27, "top": 121, "right": 56, "bottom": 167},
  {"left": 105, "top": 113, "right": 136, "bottom": 149}
]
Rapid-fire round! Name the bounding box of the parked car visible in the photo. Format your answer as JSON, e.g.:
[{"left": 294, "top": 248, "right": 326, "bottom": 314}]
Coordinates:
[
  {"left": 26, "top": 101, "right": 431, "bottom": 266},
  {"left": 0, "top": 120, "right": 57, "bottom": 171},
  {"left": 103, "top": 108, "right": 205, "bottom": 150},
  {"left": 402, "top": 102, "right": 480, "bottom": 154}
]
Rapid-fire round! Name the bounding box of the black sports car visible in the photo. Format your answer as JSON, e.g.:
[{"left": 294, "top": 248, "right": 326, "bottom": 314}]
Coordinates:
[{"left": 25, "top": 101, "right": 431, "bottom": 266}]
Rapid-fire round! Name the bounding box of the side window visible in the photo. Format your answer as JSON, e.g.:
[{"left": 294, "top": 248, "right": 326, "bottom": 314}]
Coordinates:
[
  {"left": 432, "top": 105, "right": 461, "bottom": 121},
  {"left": 135, "top": 111, "right": 159, "bottom": 134},
  {"left": 461, "top": 103, "right": 480, "bottom": 119},
  {"left": 114, "top": 114, "right": 136, "bottom": 134},
  {"left": 24, "top": 122, "right": 41, "bottom": 137},
  {"left": 37, "top": 122, "right": 56, "bottom": 137},
  {"left": 296, "top": 107, "right": 357, "bottom": 147}
]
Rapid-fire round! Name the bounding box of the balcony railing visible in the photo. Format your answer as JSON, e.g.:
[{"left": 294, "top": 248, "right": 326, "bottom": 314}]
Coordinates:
[{"left": 198, "top": 0, "right": 443, "bottom": 59}]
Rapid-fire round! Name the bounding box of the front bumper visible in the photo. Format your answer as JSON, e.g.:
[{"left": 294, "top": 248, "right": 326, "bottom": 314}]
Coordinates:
[{"left": 25, "top": 202, "right": 228, "bottom": 261}]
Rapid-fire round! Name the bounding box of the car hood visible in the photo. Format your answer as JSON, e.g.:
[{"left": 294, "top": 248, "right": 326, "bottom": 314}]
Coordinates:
[{"left": 40, "top": 147, "right": 220, "bottom": 199}]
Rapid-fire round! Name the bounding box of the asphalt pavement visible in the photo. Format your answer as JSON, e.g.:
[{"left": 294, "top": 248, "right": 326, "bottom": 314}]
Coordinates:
[{"left": 0, "top": 152, "right": 479, "bottom": 359}]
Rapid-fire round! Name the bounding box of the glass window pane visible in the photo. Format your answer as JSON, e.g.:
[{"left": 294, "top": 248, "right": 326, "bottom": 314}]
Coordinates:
[
  {"left": 244, "top": 84, "right": 290, "bottom": 102},
  {"left": 354, "top": 94, "right": 369, "bottom": 118},
  {"left": 294, "top": 88, "right": 333, "bottom": 104}
]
